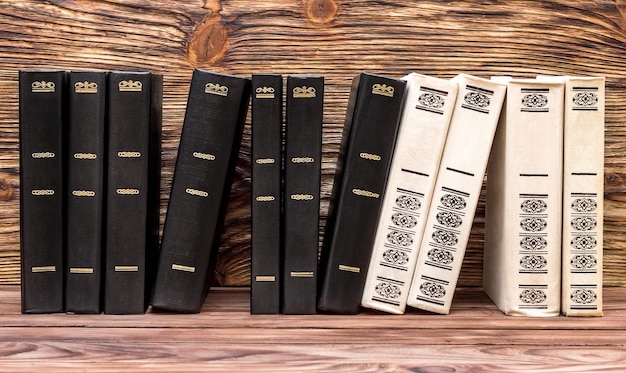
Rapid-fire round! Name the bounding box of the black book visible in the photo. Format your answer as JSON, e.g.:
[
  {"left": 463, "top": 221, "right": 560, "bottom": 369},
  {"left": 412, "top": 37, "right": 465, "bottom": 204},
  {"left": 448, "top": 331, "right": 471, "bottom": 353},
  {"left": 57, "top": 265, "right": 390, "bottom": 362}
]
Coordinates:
[
  {"left": 65, "top": 71, "right": 107, "bottom": 314},
  {"left": 318, "top": 73, "right": 407, "bottom": 314},
  {"left": 282, "top": 76, "right": 324, "bottom": 314},
  {"left": 151, "top": 69, "right": 251, "bottom": 313},
  {"left": 250, "top": 74, "right": 283, "bottom": 314},
  {"left": 104, "top": 72, "right": 162, "bottom": 314},
  {"left": 19, "top": 70, "right": 66, "bottom": 314}
]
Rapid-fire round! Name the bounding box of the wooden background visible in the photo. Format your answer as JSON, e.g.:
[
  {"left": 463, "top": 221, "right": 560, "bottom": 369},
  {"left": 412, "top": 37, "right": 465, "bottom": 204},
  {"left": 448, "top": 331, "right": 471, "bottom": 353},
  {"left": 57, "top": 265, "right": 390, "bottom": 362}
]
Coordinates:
[{"left": 1, "top": 0, "right": 626, "bottom": 287}]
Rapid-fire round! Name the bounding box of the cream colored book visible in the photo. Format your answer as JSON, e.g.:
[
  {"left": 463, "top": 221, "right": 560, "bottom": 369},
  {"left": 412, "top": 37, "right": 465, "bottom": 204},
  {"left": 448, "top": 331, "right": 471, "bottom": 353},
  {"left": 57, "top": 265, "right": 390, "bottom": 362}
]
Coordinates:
[
  {"left": 406, "top": 74, "right": 506, "bottom": 314},
  {"left": 360, "top": 73, "right": 458, "bottom": 314},
  {"left": 539, "top": 76, "right": 604, "bottom": 316},
  {"left": 483, "top": 77, "right": 564, "bottom": 317}
]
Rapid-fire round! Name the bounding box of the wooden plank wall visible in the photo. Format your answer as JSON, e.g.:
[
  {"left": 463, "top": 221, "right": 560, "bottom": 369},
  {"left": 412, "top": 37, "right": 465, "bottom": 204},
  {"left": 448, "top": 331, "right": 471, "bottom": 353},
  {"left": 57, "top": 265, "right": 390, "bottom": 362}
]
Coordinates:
[{"left": 1, "top": 0, "right": 625, "bottom": 287}]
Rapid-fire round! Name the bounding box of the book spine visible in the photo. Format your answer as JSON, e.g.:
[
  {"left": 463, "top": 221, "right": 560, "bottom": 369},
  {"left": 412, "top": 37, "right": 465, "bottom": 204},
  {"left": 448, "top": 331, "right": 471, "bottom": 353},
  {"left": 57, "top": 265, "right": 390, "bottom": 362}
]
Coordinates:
[
  {"left": 561, "top": 77, "right": 604, "bottom": 316},
  {"left": 151, "top": 69, "right": 251, "bottom": 313},
  {"left": 318, "top": 73, "right": 407, "bottom": 314},
  {"left": 104, "top": 72, "right": 162, "bottom": 314},
  {"left": 483, "top": 78, "right": 564, "bottom": 317},
  {"left": 282, "top": 76, "right": 323, "bottom": 315},
  {"left": 65, "top": 71, "right": 107, "bottom": 314},
  {"left": 360, "top": 73, "right": 458, "bottom": 314},
  {"left": 407, "top": 74, "right": 506, "bottom": 315},
  {"left": 19, "top": 70, "right": 66, "bottom": 314},
  {"left": 251, "top": 74, "right": 283, "bottom": 314}
]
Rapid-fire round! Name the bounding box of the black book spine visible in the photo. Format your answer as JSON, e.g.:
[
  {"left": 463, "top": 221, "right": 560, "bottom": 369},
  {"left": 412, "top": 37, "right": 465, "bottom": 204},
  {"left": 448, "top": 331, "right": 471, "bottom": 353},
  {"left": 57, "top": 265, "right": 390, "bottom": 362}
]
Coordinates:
[
  {"left": 19, "top": 70, "right": 66, "bottom": 314},
  {"left": 151, "top": 69, "right": 251, "bottom": 313},
  {"left": 65, "top": 71, "right": 107, "bottom": 314},
  {"left": 282, "top": 76, "right": 323, "bottom": 315},
  {"left": 318, "top": 73, "right": 407, "bottom": 314},
  {"left": 104, "top": 72, "right": 162, "bottom": 314},
  {"left": 250, "top": 74, "right": 283, "bottom": 314}
]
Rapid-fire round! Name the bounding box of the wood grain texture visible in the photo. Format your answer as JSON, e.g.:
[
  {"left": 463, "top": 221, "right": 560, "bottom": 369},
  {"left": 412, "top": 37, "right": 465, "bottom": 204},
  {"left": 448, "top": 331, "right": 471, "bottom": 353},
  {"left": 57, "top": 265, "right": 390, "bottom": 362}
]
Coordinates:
[
  {"left": 1, "top": 0, "right": 626, "bottom": 287},
  {"left": 0, "top": 285, "right": 625, "bottom": 372}
]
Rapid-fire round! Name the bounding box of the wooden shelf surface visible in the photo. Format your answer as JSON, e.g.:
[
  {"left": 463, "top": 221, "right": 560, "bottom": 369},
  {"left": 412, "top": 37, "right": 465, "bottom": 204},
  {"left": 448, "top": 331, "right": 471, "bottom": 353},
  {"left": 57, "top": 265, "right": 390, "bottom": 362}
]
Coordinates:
[{"left": 1, "top": 285, "right": 625, "bottom": 372}]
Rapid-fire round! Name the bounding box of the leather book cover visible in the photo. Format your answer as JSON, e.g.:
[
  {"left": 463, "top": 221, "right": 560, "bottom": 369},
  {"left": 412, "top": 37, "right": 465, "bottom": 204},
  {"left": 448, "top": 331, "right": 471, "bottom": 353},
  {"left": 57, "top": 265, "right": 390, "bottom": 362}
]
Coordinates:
[
  {"left": 65, "top": 71, "right": 107, "bottom": 314},
  {"left": 19, "top": 70, "right": 67, "bottom": 314},
  {"left": 151, "top": 69, "right": 251, "bottom": 313},
  {"left": 318, "top": 73, "right": 407, "bottom": 314},
  {"left": 251, "top": 74, "right": 283, "bottom": 314},
  {"left": 282, "top": 75, "right": 323, "bottom": 315},
  {"left": 104, "top": 72, "right": 162, "bottom": 314}
]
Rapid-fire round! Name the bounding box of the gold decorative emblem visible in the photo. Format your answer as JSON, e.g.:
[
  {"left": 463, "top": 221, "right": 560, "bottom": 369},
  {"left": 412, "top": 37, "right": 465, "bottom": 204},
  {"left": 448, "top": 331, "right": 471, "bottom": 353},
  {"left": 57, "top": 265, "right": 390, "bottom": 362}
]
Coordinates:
[
  {"left": 31, "top": 152, "right": 55, "bottom": 158},
  {"left": 256, "top": 86, "right": 275, "bottom": 99},
  {"left": 293, "top": 86, "right": 316, "bottom": 98},
  {"left": 117, "top": 151, "right": 141, "bottom": 158},
  {"left": 72, "top": 190, "right": 96, "bottom": 197},
  {"left": 256, "top": 158, "right": 275, "bottom": 164},
  {"left": 256, "top": 196, "right": 276, "bottom": 202},
  {"left": 291, "top": 194, "right": 314, "bottom": 200},
  {"left": 186, "top": 188, "right": 209, "bottom": 197},
  {"left": 31, "top": 189, "right": 55, "bottom": 196},
  {"left": 116, "top": 188, "right": 140, "bottom": 195},
  {"left": 372, "top": 83, "right": 395, "bottom": 97},
  {"left": 74, "top": 153, "right": 97, "bottom": 160},
  {"left": 193, "top": 152, "right": 216, "bottom": 161},
  {"left": 75, "top": 81, "right": 98, "bottom": 93},
  {"left": 205, "top": 82, "right": 229, "bottom": 96},
  {"left": 359, "top": 152, "right": 381, "bottom": 161},
  {"left": 291, "top": 157, "right": 315, "bottom": 163},
  {"left": 119, "top": 80, "right": 143, "bottom": 92},
  {"left": 352, "top": 188, "right": 380, "bottom": 198},
  {"left": 31, "top": 81, "right": 56, "bottom": 93}
]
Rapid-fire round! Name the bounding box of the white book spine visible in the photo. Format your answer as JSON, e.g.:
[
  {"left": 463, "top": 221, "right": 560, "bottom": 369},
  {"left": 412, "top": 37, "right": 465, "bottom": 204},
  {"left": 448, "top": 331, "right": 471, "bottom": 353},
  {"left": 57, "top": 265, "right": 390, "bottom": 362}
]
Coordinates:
[
  {"left": 406, "top": 74, "right": 506, "bottom": 314},
  {"left": 360, "top": 73, "right": 458, "bottom": 314},
  {"left": 483, "top": 78, "right": 564, "bottom": 317},
  {"left": 561, "top": 77, "right": 604, "bottom": 316}
]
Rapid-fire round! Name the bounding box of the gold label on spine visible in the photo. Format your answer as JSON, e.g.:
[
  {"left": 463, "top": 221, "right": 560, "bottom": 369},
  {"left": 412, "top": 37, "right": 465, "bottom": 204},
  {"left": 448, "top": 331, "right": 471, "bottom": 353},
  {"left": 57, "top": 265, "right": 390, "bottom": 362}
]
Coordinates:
[
  {"left": 205, "top": 83, "right": 229, "bottom": 96},
  {"left": 32, "top": 152, "right": 55, "bottom": 159},
  {"left": 290, "top": 271, "right": 314, "bottom": 278},
  {"left": 117, "top": 151, "right": 141, "bottom": 158},
  {"left": 255, "top": 86, "right": 275, "bottom": 99},
  {"left": 339, "top": 265, "right": 361, "bottom": 273},
  {"left": 117, "top": 188, "right": 140, "bottom": 195},
  {"left": 31, "top": 189, "right": 55, "bottom": 196},
  {"left": 293, "top": 86, "right": 316, "bottom": 98},
  {"left": 256, "top": 158, "right": 275, "bottom": 164},
  {"left": 359, "top": 152, "right": 381, "bottom": 161},
  {"left": 255, "top": 275, "right": 276, "bottom": 282},
  {"left": 72, "top": 190, "right": 96, "bottom": 197},
  {"left": 32, "top": 266, "right": 56, "bottom": 273},
  {"left": 115, "top": 266, "right": 139, "bottom": 272},
  {"left": 31, "top": 81, "right": 55, "bottom": 93},
  {"left": 291, "top": 194, "right": 314, "bottom": 201},
  {"left": 74, "top": 153, "right": 97, "bottom": 160},
  {"left": 172, "top": 264, "right": 196, "bottom": 273},
  {"left": 193, "top": 152, "right": 216, "bottom": 161},
  {"left": 256, "top": 196, "right": 275, "bottom": 202},
  {"left": 186, "top": 188, "right": 209, "bottom": 198},
  {"left": 119, "top": 80, "right": 143, "bottom": 92},
  {"left": 70, "top": 267, "right": 94, "bottom": 274},
  {"left": 75, "top": 81, "right": 98, "bottom": 93},
  {"left": 372, "top": 83, "right": 395, "bottom": 97},
  {"left": 291, "top": 157, "right": 315, "bottom": 163},
  {"left": 352, "top": 189, "right": 380, "bottom": 198}
]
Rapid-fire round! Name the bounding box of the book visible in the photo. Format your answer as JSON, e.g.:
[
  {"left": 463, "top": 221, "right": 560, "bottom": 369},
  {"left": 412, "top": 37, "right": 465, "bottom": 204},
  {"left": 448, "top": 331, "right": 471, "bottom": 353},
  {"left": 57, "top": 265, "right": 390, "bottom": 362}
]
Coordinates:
[
  {"left": 483, "top": 77, "right": 564, "bottom": 317},
  {"left": 65, "top": 71, "right": 107, "bottom": 314},
  {"left": 360, "top": 73, "right": 458, "bottom": 315},
  {"left": 318, "top": 73, "right": 407, "bottom": 314},
  {"left": 104, "top": 72, "right": 162, "bottom": 314},
  {"left": 282, "top": 75, "right": 324, "bottom": 315},
  {"left": 250, "top": 74, "right": 283, "bottom": 314},
  {"left": 538, "top": 76, "right": 605, "bottom": 316},
  {"left": 151, "top": 69, "right": 251, "bottom": 313},
  {"left": 19, "top": 70, "right": 67, "bottom": 314},
  {"left": 406, "top": 74, "right": 506, "bottom": 315}
]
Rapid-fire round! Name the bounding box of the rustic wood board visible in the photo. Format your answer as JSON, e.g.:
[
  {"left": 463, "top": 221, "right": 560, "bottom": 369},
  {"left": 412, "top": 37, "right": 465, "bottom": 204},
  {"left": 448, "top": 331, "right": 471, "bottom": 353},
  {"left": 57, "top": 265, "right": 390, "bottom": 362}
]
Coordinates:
[
  {"left": 1, "top": 0, "right": 626, "bottom": 286},
  {"left": 0, "top": 285, "right": 625, "bottom": 371}
]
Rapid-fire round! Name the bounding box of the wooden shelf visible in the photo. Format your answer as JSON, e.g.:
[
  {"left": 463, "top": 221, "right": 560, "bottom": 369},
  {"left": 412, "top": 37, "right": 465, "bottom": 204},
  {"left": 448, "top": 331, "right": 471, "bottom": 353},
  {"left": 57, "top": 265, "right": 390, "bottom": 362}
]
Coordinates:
[{"left": 1, "top": 285, "right": 625, "bottom": 372}]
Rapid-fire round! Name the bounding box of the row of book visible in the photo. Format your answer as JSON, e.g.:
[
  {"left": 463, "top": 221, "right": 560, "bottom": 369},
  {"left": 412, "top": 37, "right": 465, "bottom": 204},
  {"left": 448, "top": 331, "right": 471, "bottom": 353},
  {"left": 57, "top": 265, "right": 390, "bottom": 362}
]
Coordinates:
[
  {"left": 250, "top": 72, "right": 604, "bottom": 317},
  {"left": 19, "top": 68, "right": 603, "bottom": 317},
  {"left": 19, "top": 70, "right": 161, "bottom": 314}
]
